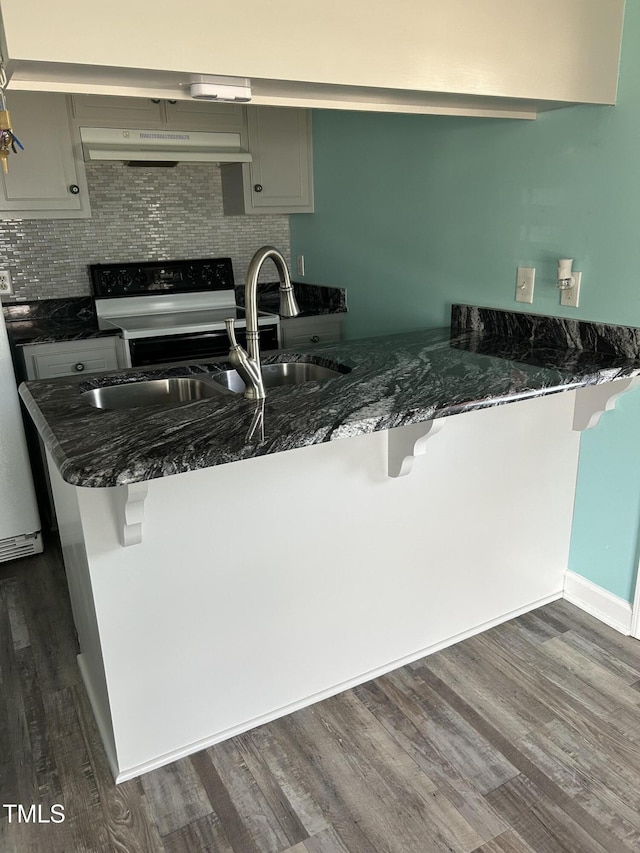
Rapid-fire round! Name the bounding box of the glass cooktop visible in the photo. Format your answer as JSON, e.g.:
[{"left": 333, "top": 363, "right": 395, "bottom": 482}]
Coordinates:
[{"left": 103, "top": 306, "right": 279, "bottom": 339}]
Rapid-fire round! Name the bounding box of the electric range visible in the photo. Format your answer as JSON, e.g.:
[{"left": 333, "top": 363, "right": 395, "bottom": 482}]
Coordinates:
[{"left": 91, "top": 257, "right": 280, "bottom": 367}]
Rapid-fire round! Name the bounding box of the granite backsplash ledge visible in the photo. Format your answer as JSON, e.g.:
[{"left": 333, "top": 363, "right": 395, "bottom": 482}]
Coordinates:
[
  {"left": 452, "top": 305, "right": 640, "bottom": 360},
  {"left": 236, "top": 280, "right": 347, "bottom": 316},
  {"left": 3, "top": 297, "right": 95, "bottom": 322},
  {"left": 2, "top": 297, "right": 107, "bottom": 344}
]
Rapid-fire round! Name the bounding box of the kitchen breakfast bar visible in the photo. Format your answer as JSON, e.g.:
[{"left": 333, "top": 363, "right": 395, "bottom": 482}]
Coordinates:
[{"left": 19, "top": 305, "right": 640, "bottom": 782}]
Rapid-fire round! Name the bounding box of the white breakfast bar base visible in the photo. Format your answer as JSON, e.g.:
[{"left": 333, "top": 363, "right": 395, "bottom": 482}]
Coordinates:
[{"left": 48, "top": 390, "right": 581, "bottom": 782}]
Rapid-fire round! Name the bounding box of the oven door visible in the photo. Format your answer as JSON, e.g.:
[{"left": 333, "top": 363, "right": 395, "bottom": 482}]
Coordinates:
[{"left": 127, "top": 324, "right": 279, "bottom": 367}]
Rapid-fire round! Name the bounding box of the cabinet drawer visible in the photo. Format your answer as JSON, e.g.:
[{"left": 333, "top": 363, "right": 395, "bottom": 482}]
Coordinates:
[
  {"left": 280, "top": 316, "right": 343, "bottom": 349},
  {"left": 21, "top": 338, "right": 120, "bottom": 380}
]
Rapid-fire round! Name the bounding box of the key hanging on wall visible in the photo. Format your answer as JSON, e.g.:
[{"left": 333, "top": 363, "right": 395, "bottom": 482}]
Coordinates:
[{"left": 0, "top": 62, "right": 23, "bottom": 174}]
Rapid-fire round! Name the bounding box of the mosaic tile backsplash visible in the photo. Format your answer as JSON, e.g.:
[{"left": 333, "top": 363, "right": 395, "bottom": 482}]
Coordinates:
[{"left": 0, "top": 163, "right": 291, "bottom": 302}]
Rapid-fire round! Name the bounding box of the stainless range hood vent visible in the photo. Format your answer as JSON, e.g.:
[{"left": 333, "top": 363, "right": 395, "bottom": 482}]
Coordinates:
[
  {"left": 125, "top": 161, "right": 179, "bottom": 168},
  {"left": 79, "top": 127, "right": 252, "bottom": 164}
]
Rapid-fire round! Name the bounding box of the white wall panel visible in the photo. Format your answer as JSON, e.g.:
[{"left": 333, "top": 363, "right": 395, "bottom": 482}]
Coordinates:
[{"left": 51, "top": 390, "right": 580, "bottom": 779}]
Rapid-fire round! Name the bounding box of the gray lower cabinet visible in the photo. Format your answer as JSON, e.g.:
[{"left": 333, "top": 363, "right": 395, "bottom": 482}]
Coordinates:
[
  {"left": 221, "top": 107, "right": 314, "bottom": 215},
  {"left": 0, "top": 92, "right": 90, "bottom": 219},
  {"left": 20, "top": 336, "right": 121, "bottom": 528},
  {"left": 21, "top": 336, "right": 120, "bottom": 380},
  {"left": 280, "top": 315, "right": 343, "bottom": 349}
]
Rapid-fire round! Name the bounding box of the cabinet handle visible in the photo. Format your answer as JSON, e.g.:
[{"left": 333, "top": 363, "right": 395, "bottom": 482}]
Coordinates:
[
  {"left": 74, "top": 362, "right": 85, "bottom": 372},
  {"left": 69, "top": 184, "right": 80, "bottom": 195},
  {"left": 151, "top": 98, "right": 161, "bottom": 104},
  {"left": 310, "top": 335, "right": 320, "bottom": 343},
  {"left": 254, "top": 184, "right": 263, "bottom": 193}
]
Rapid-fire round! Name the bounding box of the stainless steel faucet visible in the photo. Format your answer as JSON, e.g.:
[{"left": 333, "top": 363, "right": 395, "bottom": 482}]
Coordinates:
[{"left": 225, "top": 246, "right": 300, "bottom": 400}]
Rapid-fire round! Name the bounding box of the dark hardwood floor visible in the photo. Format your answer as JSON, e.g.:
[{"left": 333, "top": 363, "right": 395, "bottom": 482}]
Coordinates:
[{"left": 3, "top": 539, "right": 640, "bottom": 852}]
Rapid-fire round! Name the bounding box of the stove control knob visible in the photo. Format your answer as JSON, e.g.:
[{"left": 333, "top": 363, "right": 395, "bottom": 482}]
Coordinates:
[
  {"left": 74, "top": 362, "right": 86, "bottom": 372},
  {"left": 253, "top": 184, "right": 263, "bottom": 193},
  {"left": 310, "top": 335, "right": 320, "bottom": 343},
  {"left": 69, "top": 184, "right": 80, "bottom": 195}
]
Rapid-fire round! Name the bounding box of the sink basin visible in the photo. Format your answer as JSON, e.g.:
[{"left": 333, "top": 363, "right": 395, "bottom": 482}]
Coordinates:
[
  {"left": 210, "top": 361, "right": 349, "bottom": 394},
  {"left": 82, "top": 378, "right": 221, "bottom": 410},
  {"left": 83, "top": 361, "right": 350, "bottom": 409}
]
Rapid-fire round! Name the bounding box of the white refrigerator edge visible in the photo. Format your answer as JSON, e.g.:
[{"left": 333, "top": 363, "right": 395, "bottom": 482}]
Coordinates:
[{"left": 0, "top": 304, "right": 43, "bottom": 561}]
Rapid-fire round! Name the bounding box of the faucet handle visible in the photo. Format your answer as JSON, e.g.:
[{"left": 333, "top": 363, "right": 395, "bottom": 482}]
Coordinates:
[{"left": 225, "top": 317, "right": 240, "bottom": 348}]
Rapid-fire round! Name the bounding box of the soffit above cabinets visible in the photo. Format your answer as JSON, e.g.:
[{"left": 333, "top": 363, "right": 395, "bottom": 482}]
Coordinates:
[{"left": 0, "top": 0, "right": 626, "bottom": 120}]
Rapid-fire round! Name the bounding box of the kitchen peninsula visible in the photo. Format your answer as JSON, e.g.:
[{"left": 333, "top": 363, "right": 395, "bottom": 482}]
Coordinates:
[{"left": 19, "top": 305, "right": 640, "bottom": 782}]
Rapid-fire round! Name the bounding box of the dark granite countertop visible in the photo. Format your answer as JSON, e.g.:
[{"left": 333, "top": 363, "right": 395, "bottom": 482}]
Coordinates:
[
  {"left": 18, "top": 305, "right": 640, "bottom": 489},
  {"left": 7, "top": 318, "right": 116, "bottom": 344},
  {"left": 4, "top": 283, "right": 346, "bottom": 346},
  {"left": 3, "top": 298, "right": 115, "bottom": 344}
]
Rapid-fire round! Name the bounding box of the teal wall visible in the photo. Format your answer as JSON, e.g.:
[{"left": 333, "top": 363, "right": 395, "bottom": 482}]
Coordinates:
[{"left": 291, "top": 1, "right": 640, "bottom": 602}]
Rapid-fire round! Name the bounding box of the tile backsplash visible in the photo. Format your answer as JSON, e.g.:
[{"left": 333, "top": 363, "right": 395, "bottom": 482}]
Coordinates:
[{"left": 0, "top": 163, "right": 291, "bottom": 302}]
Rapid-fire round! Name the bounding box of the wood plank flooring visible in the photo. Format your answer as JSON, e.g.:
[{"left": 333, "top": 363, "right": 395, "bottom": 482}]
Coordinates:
[{"left": 3, "top": 539, "right": 640, "bottom": 852}]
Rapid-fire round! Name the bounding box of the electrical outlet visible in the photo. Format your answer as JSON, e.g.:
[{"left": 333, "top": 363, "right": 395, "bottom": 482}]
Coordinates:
[
  {"left": 296, "top": 254, "right": 305, "bottom": 277},
  {"left": 515, "top": 266, "right": 535, "bottom": 303},
  {"left": 0, "top": 270, "right": 12, "bottom": 296},
  {"left": 560, "top": 271, "right": 581, "bottom": 308}
]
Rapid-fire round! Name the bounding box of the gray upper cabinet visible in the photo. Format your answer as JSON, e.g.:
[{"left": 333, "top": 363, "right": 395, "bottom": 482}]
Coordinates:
[
  {"left": 71, "top": 94, "right": 165, "bottom": 126},
  {"left": 71, "top": 95, "right": 246, "bottom": 131},
  {"left": 163, "top": 100, "right": 245, "bottom": 131},
  {"left": 0, "top": 92, "right": 90, "bottom": 220},
  {"left": 0, "top": 93, "right": 313, "bottom": 219},
  {"left": 221, "top": 107, "right": 313, "bottom": 215}
]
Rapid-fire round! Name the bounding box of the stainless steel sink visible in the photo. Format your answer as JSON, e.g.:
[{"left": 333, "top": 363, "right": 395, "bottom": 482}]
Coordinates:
[
  {"left": 82, "top": 378, "right": 221, "bottom": 410},
  {"left": 83, "top": 360, "right": 351, "bottom": 410},
  {"left": 210, "top": 361, "right": 349, "bottom": 394}
]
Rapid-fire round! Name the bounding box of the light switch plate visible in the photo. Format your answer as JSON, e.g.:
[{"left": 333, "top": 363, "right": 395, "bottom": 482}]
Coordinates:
[
  {"left": 560, "top": 271, "right": 581, "bottom": 308},
  {"left": 515, "top": 267, "right": 535, "bottom": 303}
]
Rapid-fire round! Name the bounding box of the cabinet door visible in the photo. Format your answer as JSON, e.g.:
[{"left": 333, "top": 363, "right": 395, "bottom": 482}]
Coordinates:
[
  {"left": 21, "top": 338, "right": 120, "bottom": 380},
  {"left": 71, "top": 94, "right": 165, "bottom": 126},
  {"left": 0, "top": 92, "right": 90, "bottom": 219},
  {"left": 163, "top": 100, "right": 246, "bottom": 131},
  {"left": 221, "top": 107, "right": 314, "bottom": 215},
  {"left": 247, "top": 107, "right": 313, "bottom": 212}
]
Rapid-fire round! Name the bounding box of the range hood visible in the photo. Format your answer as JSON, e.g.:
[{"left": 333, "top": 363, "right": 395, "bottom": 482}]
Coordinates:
[{"left": 79, "top": 127, "right": 252, "bottom": 163}]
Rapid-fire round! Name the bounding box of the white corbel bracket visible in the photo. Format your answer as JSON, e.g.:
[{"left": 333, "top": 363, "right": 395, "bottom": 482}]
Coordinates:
[
  {"left": 573, "top": 377, "right": 640, "bottom": 432},
  {"left": 115, "top": 482, "right": 149, "bottom": 547},
  {"left": 388, "top": 420, "right": 441, "bottom": 478}
]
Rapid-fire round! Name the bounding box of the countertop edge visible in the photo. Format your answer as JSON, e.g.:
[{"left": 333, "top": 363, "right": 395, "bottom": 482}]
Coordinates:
[{"left": 20, "top": 361, "right": 640, "bottom": 490}]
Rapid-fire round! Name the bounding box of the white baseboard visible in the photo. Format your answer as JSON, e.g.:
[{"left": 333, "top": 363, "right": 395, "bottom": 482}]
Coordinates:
[
  {"left": 101, "top": 579, "right": 632, "bottom": 783},
  {"left": 563, "top": 570, "right": 632, "bottom": 635},
  {"left": 113, "top": 590, "right": 562, "bottom": 783}
]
